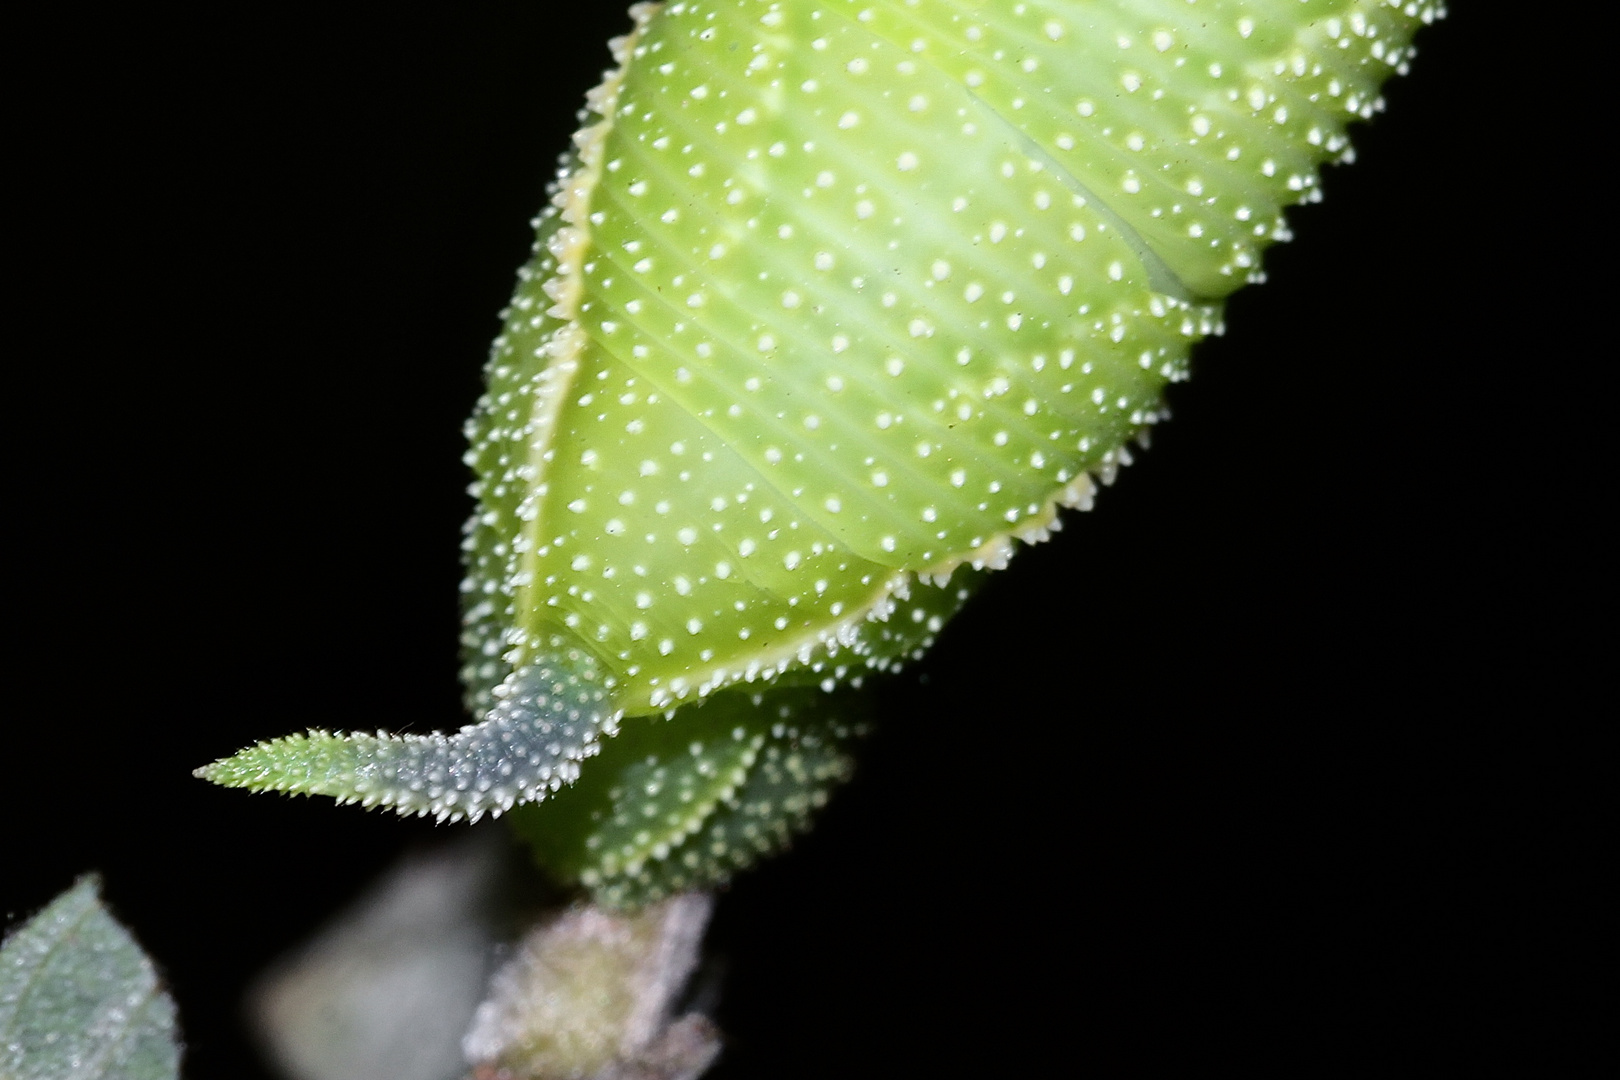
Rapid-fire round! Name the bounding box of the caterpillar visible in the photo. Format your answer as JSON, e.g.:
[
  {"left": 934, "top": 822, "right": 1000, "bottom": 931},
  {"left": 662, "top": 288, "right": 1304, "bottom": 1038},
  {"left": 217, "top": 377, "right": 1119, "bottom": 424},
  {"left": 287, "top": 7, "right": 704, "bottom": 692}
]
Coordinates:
[{"left": 200, "top": 0, "right": 1441, "bottom": 906}]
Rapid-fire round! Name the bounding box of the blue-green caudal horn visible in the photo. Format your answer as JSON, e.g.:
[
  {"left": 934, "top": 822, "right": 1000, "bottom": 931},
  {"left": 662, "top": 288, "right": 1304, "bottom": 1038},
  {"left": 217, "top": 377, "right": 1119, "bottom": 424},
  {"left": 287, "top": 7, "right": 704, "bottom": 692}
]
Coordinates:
[
  {"left": 200, "top": 0, "right": 1441, "bottom": 898},
  {"left": 196, "top": 646, "right": 618, "bottom": 823}
]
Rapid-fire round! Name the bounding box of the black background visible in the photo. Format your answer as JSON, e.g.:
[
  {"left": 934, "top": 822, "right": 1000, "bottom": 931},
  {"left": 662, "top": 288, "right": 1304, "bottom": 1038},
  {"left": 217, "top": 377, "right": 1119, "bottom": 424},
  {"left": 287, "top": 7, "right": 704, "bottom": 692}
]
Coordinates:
[{"left": 7, "top": 4, "right": 1600, "bottom": 1076}]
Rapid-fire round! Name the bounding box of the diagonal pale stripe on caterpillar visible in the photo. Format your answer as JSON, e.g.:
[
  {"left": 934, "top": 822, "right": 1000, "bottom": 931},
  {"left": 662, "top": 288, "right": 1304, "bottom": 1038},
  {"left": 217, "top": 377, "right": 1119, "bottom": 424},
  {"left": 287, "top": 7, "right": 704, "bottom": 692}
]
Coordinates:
[
  {"left": 478, "top": 0, "right": 1210, "bottom": 711},
  {"left": 200, "top": 0, "right": 1441, "bottom": 888}
]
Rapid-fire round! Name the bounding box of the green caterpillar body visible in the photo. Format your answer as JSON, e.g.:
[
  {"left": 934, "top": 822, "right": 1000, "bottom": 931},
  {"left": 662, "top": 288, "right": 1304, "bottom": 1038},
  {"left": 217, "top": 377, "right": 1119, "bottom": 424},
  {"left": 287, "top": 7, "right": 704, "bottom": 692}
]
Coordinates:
[{"left": 202, "top": 0, "right": 1439, "bottom": 905}]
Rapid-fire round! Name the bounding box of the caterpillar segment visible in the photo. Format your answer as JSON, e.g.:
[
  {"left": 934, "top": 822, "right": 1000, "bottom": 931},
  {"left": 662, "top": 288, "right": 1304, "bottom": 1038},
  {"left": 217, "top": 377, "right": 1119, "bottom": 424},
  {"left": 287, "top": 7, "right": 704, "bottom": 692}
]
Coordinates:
[{"left": 200, "top": 0, "right": 1439, "bottom": 898}]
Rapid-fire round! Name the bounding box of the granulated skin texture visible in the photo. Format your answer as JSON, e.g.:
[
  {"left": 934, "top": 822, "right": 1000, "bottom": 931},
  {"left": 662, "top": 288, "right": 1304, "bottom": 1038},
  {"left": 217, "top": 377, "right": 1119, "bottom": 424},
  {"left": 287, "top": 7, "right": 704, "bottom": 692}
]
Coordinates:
[{"left": 201, "top": 0, "right": 1442, "bottom": 903}]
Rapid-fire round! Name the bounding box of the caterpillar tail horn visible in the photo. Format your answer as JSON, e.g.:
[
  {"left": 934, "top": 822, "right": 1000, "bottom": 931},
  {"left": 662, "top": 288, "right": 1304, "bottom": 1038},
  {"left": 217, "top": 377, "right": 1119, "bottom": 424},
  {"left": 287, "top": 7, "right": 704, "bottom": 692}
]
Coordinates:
[{"left": 195, "top": 645, "right": 620, "bottom": 824}]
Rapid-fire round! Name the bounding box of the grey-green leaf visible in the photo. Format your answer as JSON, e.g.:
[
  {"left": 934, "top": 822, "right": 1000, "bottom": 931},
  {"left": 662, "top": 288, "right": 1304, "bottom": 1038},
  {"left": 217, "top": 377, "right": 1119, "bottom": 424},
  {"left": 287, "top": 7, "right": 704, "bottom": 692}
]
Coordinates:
[{"left": 0, "top": 877, "right": 181, "bottom": 1080}]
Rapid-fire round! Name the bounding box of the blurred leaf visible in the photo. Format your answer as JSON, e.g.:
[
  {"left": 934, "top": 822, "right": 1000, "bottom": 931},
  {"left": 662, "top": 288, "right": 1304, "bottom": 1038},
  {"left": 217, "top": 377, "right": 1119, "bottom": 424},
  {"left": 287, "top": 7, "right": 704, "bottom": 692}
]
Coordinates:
[{"left": 1, "top": 876, "right": 180, "bottom": 1080}]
